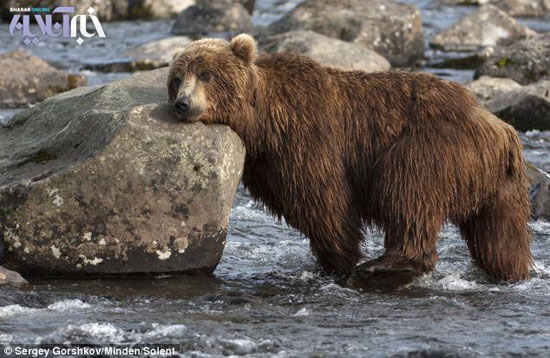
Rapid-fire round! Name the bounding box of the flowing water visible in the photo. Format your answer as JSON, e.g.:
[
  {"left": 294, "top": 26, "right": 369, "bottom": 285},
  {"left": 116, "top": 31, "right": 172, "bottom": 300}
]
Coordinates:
[{"left": 1, "top": 1, "right": 549, "bottom": 357}]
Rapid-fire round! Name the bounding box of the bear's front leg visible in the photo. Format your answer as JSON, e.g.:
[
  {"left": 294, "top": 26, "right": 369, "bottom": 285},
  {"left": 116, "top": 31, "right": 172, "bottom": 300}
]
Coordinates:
[{"left": 288, "top": 187, "right": 364, "bottom": 276}]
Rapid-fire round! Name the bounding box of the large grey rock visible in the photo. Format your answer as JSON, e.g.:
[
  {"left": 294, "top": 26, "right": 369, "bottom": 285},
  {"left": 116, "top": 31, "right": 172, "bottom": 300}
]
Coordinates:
[
  {"left": 0, "top": 50, "right": 87, "bottom": 108},
  {"left": 430, "top": 5, "right": 536, "bottom": 52},
  {"left": 258, "top": 31, "right": 391, "bottom": 72},
  {"left": 54, "top": 0, "right": 128, "bottom": 21},
  {"left": 466, "top": 76, "right": 522, "bottom": 102},
  {"left": 486, "top": 80, "right": 550, "bottom": 131},
  {"left": 491, "top": 0, "right": 550, "bottom": 18},
  {"left": 129, "top": 0, "right": 195, "bottom": 19},
  {"left": 0, "top": 68, "right": 245, "bottom": 277},
  {"left": 85, "top": 36, "right": 192, "bottom": 73},
  {"left": 475, "top": 33, "right": 550, "bottom": 85},
  {"left": 266, "top": 0, "right": 424, "bottom": 67},
  {"left": 171, "top": 0, "right": 253, "bottom": 36},
  {"left": 527, "top": 163, "right": 550, "bottom": 221}
]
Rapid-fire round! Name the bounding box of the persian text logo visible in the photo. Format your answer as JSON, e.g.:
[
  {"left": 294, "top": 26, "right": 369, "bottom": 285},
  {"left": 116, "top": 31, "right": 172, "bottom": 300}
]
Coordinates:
[{"left": 9, "top": 7, "right": 106, "bottom": 46}]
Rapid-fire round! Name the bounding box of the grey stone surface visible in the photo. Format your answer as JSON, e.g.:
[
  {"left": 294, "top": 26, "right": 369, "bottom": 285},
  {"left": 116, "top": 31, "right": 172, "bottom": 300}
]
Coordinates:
[
  {"left": 85, "top": 36, "right": 192, "bottom": 73},
  {"left": 171, "top": 0, "right": 253, "bottom": 36},
  {"left": 475, "top": 33, "right": 550, "bottom": 85},
  {"left": 266, "top": 0, "right": 424, "bottom": 67},
  {"left": 486, "top": 80, "right": 550, "bottom": 131},
  {"left": 0, "top": 265, "right": 28, "bottom": 287},
  {"left": 466, "top": 76, "right": 522, "bottom": 102},
  {"left": 130, "top": 0, "right": 196, "bottom": 19},
  {"left": 430, "top": 5, "right": 536, "bottom": 51},
  {"left": 0, "top": 50, "right": 87, "bottom": 109},
  {"left": 527, "top": 162, "right": 550, "bottom": 221},
  {"left": 0, "top": 68, "right": 245, "bottom": 277},
  {"left": 258, "top": 31, "right": 391, "bottom": 72},
  {"left": 491, "top": 0, "right": 550, "bottom": 18}
]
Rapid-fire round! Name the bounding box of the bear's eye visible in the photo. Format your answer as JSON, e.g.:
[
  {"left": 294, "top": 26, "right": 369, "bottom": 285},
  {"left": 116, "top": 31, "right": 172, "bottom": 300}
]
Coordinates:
[{"left": 198, "top": 70, "right": 211, "bottom": 82}]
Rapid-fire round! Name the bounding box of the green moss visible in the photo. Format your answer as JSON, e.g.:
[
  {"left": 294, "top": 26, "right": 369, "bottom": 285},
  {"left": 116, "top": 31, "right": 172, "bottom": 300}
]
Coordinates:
[
  {"left": 128, "top": 4, "right": 154, "bottom": 20},
  {"left": 67, "top": 74, "right": 86, "bottom": 89},
  {"left": 134, "top": 62, "right": 158, "bottom": 71},
  {"left": 433, "top": 54, "right": 486, "bottom": 69},
  {"left": 456, "top": 0, "right": 478, "bottom": 5},
  {"left": 496, "top": 57, "right": 513, "bottom": 68}
]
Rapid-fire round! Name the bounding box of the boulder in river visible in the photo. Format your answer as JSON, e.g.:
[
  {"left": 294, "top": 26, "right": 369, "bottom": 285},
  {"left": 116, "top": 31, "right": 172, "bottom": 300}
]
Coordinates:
[
  {"left": 430, "top": 5, "right": 536, "bottom": 51},
  {"left": 84, "top": 36, "right": 192, "bottom": 73},
  {"left": 171, "top": 0, "right": 253, "bottom": 37},
  {"left": 475, "top": 33, "right": 550, "bottom": 85},
  {"left": 0, "top": 265, "right": 28, "bottom": 287},
  {"left": 0, "top": 50, "right": 87, "bottom": 108},
  {"left": 266, "top": 0, "right": 424, "bottom": 67},
  {"left": 258, "top": 31, "right": 391, "bottom": 72},
  {"left": 491, "top": 0, "right": 550, "bottom": 18},
  {"left": 129, "top": 0, "right": 196, "bottom": 19},
  {"left": 55, "top": 0, "right": 129, "bottom": 22},
  {"left": 486, "top": 80, "right": 550, "bottom": 131},
  {"left": 0, "top": 68, "right": 245, "bottom": 277},
  {"left": 526, "top": 162, "right": 550, "bottom": 221},
  {"left": 466, "top": 76, "right": 522, "bottom": 102}
]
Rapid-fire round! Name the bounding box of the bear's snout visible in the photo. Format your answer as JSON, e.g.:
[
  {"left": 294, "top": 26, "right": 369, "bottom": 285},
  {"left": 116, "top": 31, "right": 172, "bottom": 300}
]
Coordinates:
[{"left": 175, "top": 96, "right": 192, "bottom": 113}]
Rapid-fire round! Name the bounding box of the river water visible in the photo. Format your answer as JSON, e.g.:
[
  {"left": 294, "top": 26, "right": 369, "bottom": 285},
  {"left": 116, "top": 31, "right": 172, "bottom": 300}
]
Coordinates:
[{"left": 1, "top": 1, "right": 550, "bottom": 357}]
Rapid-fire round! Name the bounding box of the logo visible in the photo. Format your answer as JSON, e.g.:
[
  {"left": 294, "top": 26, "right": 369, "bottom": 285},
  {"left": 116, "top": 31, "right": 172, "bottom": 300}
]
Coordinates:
[{"left": 9, "top": 7, "right": 106, "bottom": 46}]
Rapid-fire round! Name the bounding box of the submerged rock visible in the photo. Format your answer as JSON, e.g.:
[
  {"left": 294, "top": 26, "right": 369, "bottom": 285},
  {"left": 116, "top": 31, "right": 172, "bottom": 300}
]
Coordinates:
[
  {"left": 0, "top": 68, "right": 245, "bottom": 277},
  {"left": 475, "top": 33, "right": 550, "bottom": 85},
  {"left": 0, "top": 265, "right": 28, "bottom": 287},
  {"left": 171, "top": 0, "right": 253, "bottom": 36},
  {"left": 0, "top": 50, "right": 87, "bottom": 108},
  {"left": 430, "top": 5, "right": 536, "bottom": 51},
  {"left": 85, "top": 36, "right": 192, "bottom": 72},
  {"left": 266, "top": 0, "right": 424, "bottom": 67},
  {"left": 258, "top": 31, "right": 391, "bottom": 72},
  {"left": 486, "top": 80, "right": 550, "bottom": 131},
  {"left": 466, "top": 76, "right": 522, "bottom": 102},
  {"left": 526, "top": 163, "right": 550, "bottom": 221}
]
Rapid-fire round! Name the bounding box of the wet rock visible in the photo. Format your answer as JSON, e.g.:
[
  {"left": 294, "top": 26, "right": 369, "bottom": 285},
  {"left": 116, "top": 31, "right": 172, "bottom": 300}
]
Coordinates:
[
  {"left": 55, "top": 0, "right": 129, "bottom": 22},
  {"left": 129, "top": 0, "right": 196, "bottom": 19},
  {"left": 0, "top": 265, "right": 28, "bottom": 287},
  {"left": 466, "top": 76, "right": 522, "bottom": 102},
  {"left": 85, "top": 36, "right": 192, "bottom": 73},
  {"left": 171, "top": 0, "right": 253, "bottom": 37},
  {"left": 258, "top": 31, "right": 391, "bottom": 72},
  {"left": 0, "top": 68, "right": 245, "bottom": 277},
  {"left": 486, "top": 80, "right": 550, "bottom": 131},
  {"left": 0, "top": 50, "right": 87, "bottom": 108},
  {"left": 266, "top": 0, "right": 424, "bottom": 67},
  {"left": 475, "top": 33, "right": 550, "bottom": 85},
  {"left": 526, "top": 162, "right": 550, "bottom": 221},
  {"left": 430, "top": 5, "right": 536, "bottom": 52},
  {"left": 491, "top": 0, "right": 550, "bottom": 18}
]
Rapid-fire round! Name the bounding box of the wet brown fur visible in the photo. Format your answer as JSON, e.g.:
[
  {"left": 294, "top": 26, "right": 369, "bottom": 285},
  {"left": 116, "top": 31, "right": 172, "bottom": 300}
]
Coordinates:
[{"left": 168, "top": 35, "right": 532, "bottom": 282}]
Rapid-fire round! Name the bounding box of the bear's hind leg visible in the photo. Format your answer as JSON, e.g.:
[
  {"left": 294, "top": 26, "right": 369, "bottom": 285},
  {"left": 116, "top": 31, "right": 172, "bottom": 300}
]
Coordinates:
[{"left": 459, "top": 178, "right": 532, "bottom": 282}]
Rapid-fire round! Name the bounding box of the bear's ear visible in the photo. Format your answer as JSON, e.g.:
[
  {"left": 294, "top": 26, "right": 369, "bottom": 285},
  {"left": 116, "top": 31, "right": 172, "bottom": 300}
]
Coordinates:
[{"left": 230, "top": 34, "right": 256, "bottom": 64}]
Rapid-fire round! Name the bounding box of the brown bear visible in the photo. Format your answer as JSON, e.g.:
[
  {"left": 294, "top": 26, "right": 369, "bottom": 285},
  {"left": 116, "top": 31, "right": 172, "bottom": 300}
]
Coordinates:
[{"left": 167, "top": 34, "right": 532, "bottom": 282}]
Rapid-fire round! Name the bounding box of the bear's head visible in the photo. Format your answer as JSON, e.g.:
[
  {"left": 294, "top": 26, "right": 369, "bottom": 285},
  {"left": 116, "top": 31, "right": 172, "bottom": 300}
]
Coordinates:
[{"left": 167, "top": 34, "right": 258, "bottom": 125}]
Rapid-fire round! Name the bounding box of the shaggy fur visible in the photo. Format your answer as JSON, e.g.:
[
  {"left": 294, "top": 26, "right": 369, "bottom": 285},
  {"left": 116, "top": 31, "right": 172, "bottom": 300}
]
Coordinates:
[{"left": 168, "top": 34, "right": 532, "bottom": 282}]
